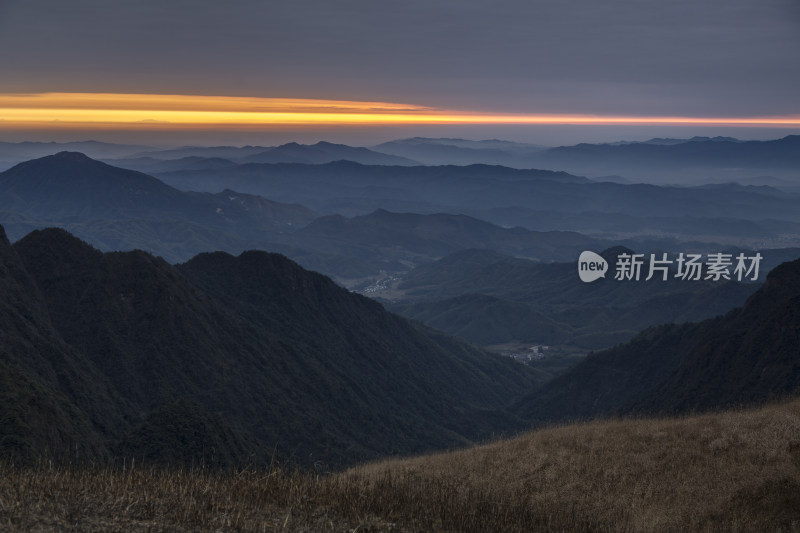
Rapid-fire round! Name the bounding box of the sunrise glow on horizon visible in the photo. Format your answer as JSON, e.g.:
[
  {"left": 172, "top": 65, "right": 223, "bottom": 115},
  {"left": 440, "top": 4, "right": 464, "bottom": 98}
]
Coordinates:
[{"left": 2, "top": 92, "right": 799, "bottom": 130}]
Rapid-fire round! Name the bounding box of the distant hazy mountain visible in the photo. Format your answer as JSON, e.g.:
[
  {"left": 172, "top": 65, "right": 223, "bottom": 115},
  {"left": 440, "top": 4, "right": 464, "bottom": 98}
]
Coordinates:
[
  {"left": 104, "top": 155, "right": 239, "bottom": 174},
  {"left": 3, "top": 136, "right": 796, "bottom": 186},
  {"left": 137, "top": 152, "right": 800, "bottom": 253},
  {"left": 390, "top": 248, "right": 759, "bottom": 350},
  {"left": 0, "top": 153, "right": 604, "bottom": 274},
  {"left": 0, "top": 151, "right": 189, "bottom": 220},
  {"left": 535, "top": 135, "right": 800, "bottom": 182},
  {"left": 153, "top": 159, "right": 800, "bottom": 225},
  {"left": 0, "top": 152, "right": 318, "bottom": 262},
  {"left": 130, "top": 145, "right": 272, "bottom": 160},
  {"left": 541, "top": 136, "right": 800, "bottom": 168},
  {"left": 465, "top": 206, "right": 800, "bottom": 242},
  {"left": 373, "top": 137, "right": 546, "bottom": 167},
  {"left": 0, "top": 225, "right": 539, "bottom": 466},
  {"left": 367, "top": 134, "right": 800, "bottom": 184},
  {"left": 393, "top": 138, "right": 547, "bottom": 151},
  {"left": 288, "top": 209, "right": 600, "bottom": 266},
  {"left": 153, "top": 160, "right": 590, "bottom": 216},
  {"left": 0, "top": 153, "right": 604, "bottom": 275},
  {"left": 240, "top": 141, "right": 419, "bottom": 165},
  {"left": 123, "top": 141, "right": 418, "bottom": 166},
  {"left": 2, "top": 152, "right": 797, "bottom": 280},
  {"left": 512, "top": 255, "right": 800, "bottom": 424},
  {"left": 0, "top": 140, "right": 154, "bottom": 170},
  {"left": 636, "top": 136, "right": 743, "bottom": 145},
  {"left": 601, "top": 136, "right": 743, "bottom": 146}
]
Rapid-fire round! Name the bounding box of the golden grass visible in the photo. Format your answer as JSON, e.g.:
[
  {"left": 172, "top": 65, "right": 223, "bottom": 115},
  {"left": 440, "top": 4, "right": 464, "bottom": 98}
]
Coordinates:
[{"left": 3, "top": 399, "right": 800, "bottom": 532}]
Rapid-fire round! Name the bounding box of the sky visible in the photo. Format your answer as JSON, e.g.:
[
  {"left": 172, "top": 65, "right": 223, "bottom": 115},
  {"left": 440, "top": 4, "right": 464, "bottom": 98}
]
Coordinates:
[{"left": 0, "top": 0, "right": 798, "bottom": 146}]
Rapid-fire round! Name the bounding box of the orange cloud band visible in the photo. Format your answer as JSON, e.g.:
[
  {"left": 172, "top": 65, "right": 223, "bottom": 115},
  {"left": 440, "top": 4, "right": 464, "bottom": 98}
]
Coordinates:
[{"left": 1, "top": 92, "right": 798, "bottom": 128}]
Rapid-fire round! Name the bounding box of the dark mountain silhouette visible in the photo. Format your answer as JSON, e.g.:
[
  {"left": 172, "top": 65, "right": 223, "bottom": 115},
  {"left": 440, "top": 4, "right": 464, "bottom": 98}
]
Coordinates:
[
  {"left": 512, "top": 255, "right": 800, "bottom": 424},
  {"left": 637, "top": 257, "right": 800, "bottom": 412},
  {"left": 0, "top": 225, "right": 539, "bottom": 467},
  {"left": 0, "top": 225, "right": 126, "bottom": 462}
]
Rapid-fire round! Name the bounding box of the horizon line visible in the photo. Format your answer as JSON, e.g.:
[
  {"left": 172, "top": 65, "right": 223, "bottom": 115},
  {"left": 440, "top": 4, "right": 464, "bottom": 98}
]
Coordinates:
[{"left": 2, "top": 92, "right": 799, "bottom": 129}]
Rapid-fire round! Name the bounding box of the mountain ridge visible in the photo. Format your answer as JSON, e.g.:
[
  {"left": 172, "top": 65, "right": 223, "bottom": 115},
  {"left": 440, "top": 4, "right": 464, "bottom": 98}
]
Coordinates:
[
  {"left": 0, "top": 151, "right": 320, "bottom": 263},
  {"left": 1, "top": 224, "right": 541, "bottom": 467},
  {"left": 390, "top": 248, "right": 761, "bottom": 350},
  {"left": 241, "top": 141, "right": 419, "bottom": 165},
  {"left": 512, "top": 254, "right": 800, "bottom": 423}
]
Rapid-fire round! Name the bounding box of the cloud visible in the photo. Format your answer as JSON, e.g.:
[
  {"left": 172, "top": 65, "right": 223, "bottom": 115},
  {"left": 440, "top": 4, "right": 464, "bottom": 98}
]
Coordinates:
[
  {"left": 0, "top": 0, "right": 796, "bottom": 118},
  {"left": 1, "top": 92, "right": 797, "bottom": 132}
]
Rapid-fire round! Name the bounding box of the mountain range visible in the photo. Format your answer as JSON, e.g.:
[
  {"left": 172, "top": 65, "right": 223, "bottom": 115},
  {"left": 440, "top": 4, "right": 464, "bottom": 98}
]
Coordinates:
[
  {"left": 2, "top": 135, "right": 800, "bottom": 504},
  {"left": 374, "top": 135, "right": 800, "bottom": 184},
  {"left": 0, "top": 151, "right": 790, "bottom": 355},
  {"left": 23, "top": 150, "right": 789, "bottom": 282},
  {"left": 3, "top": 140, "right": 799, "bottom": 250},
  {"left": 287, "top": 209, "right": 598, "bottom": 269},
  {"left": 512, "top": 255, "right": 800, "bottom": 424},
  {"left": 118, "top": 141, "right": 418, "bottom": 169},
  {"left": 537, "top": 135, "right": 800, "bottom": 184},
  {"left": 0, "top": 140, "right": 154, "bottom": 169},
  {"left": 387, "top": 248, "right": 762, "bottom": 350},
  {"left": 147, "top": 157, "right": 800, "bottom": 246},
  {"left": 0, "top": 152, "right": 319, "bottom": 264},
  {"left": 0, "top": 141, "right": 417, "bottom": 171},
  {"left": 0, "top": 225, "right": 540, "bottom": 467},
  {"left": 3, "top": 223, "right": 800, "bottom": 469},
  {"left": 536, "top": 135, "right": 800, "bottom": 179},
  {"left": 371, "top": 137, "right": 547, "bottom": 167},
  {"left": 3, "top": 136, "right": 799, "bottom": 186},
  {"left": 0, "top": 148, "right": 796, "bottom": 357},
  {"left": 0, "top": 152, "right": 609, "bottom": 277}
]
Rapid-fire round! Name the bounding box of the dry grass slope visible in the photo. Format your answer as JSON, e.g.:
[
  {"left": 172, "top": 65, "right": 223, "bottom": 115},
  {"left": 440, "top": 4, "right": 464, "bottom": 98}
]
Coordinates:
[{"left": 3, "top": 398, "right": 800, "bottom": 532}]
